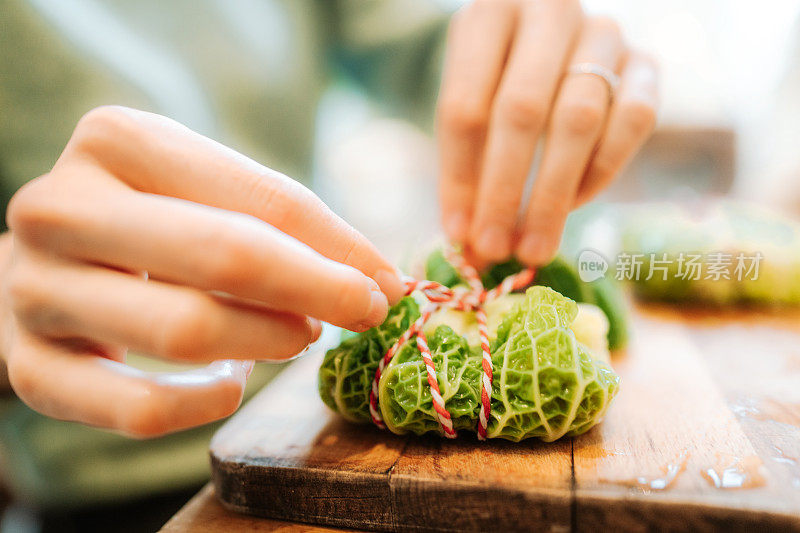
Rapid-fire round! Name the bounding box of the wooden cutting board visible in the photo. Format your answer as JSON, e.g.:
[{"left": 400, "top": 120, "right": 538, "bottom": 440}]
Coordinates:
[{"left": 210, "top": 304, "right": 800, "bottom": 532}]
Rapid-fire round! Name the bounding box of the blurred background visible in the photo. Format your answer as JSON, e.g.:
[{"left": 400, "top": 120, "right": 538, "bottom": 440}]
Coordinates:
[
  {"left": 318, "top": 0, "right": 800, "bottom": 261},
  {"left": 1, "top": 0, "right": 800, "bottom": 531}
]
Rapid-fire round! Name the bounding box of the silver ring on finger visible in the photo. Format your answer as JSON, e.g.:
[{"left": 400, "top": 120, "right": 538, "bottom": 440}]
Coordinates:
[{"left": 567, "top": 62, "right": 620, "bottom": 102}]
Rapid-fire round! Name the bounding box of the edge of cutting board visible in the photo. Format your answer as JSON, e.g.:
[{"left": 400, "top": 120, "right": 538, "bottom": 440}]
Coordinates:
[{"left": 211, "top": 453, "right": 573, "bottom": 532}]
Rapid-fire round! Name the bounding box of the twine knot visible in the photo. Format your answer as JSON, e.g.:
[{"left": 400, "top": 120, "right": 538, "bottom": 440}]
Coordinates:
[{"left": 368, "top": 250, "right": 534, "bottom": 440}]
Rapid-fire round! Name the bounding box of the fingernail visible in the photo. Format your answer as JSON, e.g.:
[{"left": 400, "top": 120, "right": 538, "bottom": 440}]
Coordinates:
[
  {"left": 444, "top": 212, "right": 469, "bottom": 242},
  {"left": 475, "top": 225, "right": 511, "bottom": 262},
  {"left": 308, "top": 318, "right": 323, "bottom": 342},
  {"left": 373, "top": 269, "right": 404, "bottom": 304},
  {"left": 517, "top": 234, "right": 554, "bottom": 266},
  {"left": 356, "top": 290, "right": 388, "bottom": 331}
]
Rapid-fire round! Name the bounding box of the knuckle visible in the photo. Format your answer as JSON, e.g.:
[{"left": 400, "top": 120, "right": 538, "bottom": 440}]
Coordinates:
[
  {"left": 4, "top": 263, "right": 72, "bottom": 337},
  {"left": 439, "top": 97, "right": 489, "bottom": 139},
  {"left": 559, "top": 100, "right": 605, "bottom": 137},
  {"left": 497, "top": 92, "right": 547, "bottom": 131},
  {"left": 71, "top": 105, "right": 139, "bottom": 155},
  {"left": 539, "top": 0, "right": 582, "bottom": 26},
  {"left": 6, "top": 177, "right": 60, "bottom": 237},
  {"left": 330, "top": 232, "right": 360, "bottom": 267},
  {"left": 256, "top": 178, "right": 315, "bottom": 230},
  {"left": 531, "top": 186, "right": 571, "bottom": 220},
  {"left": 587, "top": 15, "right": 621, "bottom": 38},
  {"left": 6, "top": 355, "right": 36, "bottom": 403},
  {"left": 5, "top": 264, "right": 41, "bottom": 320},
  {"left": 158, "top": 294, "right": 220, "bottom": 359},
  {"left": 469, "top": 0, "right": 515, "bottom": 13},
  {"left": 455, "top": 0, "right": 519, "bottom": 34},
  {"left": 588, "top": 154, "right": 618, "bottom": 181},
  {"left": 531, "top": 203, "right": 569, "bottom": 227},
  {"left": 200, "top": 232, "right": 258, "bottom": 289},
  {"left": 619, "top": 100, "right": 657, "bottom": 138},
  {"left": 75, "top": 105, "right": 133, "bottom": 136},
  {"left": 482, "top": 195, "right": 522, "bottom": 226}
]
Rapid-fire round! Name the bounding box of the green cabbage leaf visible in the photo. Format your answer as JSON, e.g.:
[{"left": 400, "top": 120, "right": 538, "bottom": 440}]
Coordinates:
[{"left": 319, "top": 286, "right": 619, "bottom": 442}]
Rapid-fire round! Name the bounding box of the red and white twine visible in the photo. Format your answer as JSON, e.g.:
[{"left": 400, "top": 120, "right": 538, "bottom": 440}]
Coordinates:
[{"left": 368, "top": 251, "right": 534, "bottom": 440}]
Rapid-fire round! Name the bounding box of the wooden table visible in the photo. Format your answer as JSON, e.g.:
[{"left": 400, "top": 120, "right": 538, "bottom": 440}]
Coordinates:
[
  {"left": 179, "top": 303, "right": 800, "bottom": 532},
  {"left": 160, "top": 484, "right": 350, "bottom": 532}
]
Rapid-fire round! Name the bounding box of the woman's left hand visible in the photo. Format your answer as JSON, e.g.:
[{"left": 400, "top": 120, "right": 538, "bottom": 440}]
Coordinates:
[{"left": 436, "top": 0, "right": 658, "bottom": 266}]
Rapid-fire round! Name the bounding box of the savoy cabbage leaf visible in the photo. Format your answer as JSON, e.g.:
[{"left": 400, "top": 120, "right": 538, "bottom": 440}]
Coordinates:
[{"left": 319, "top": 285, "right": 619, "bottom": 442}]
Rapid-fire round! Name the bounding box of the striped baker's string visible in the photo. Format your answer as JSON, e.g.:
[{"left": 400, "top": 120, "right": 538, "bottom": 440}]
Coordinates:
[{"left": 368, "top": 249, "right": 534, "bottom": 439}]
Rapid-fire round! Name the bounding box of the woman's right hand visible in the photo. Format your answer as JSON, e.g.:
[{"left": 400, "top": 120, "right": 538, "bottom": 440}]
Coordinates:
[{"left": 2, "top": 106, "right": 405, "bottom": 437}]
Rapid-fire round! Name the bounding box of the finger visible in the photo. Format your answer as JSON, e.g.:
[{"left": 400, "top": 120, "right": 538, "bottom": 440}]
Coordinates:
[
  {"left": 8, "top": 254, "right": 322, "bottom": 362},
  {"left": 574, "top": 52, "right": 658, "bottom": 207},
  {"left": 56, "top": 106, "right": 405, "bottom": 303},
  {"left": 5, "top": 329, "right": 251, "bottom": 437},
  {"left": 468, "top": 0, "right": 583, "bottom": 263},
  {"left": 516, "top": 17, "right": 625, "bottom": 266},
  {"left": 437, "top": 0, "right": 518, "bottom": 242},
  {"left": 8, "top": 183, "right": 389, "bottom": 332}
]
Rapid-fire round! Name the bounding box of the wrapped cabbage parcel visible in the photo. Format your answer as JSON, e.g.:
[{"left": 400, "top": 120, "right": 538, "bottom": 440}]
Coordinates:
[
  {"left": 319, "top": 258, "right": 621, "bottom": 442},
  {"left": 621, "top": 200, "right": 800, "bottom": 306}
]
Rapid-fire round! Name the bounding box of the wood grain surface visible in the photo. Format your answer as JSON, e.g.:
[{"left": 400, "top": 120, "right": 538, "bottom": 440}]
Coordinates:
[
  {"left": 160, "top": 484, "right": 349, "bottom": 532},
  {"left": 210, "top": 304, "right": 800, "bottom": 532}
]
